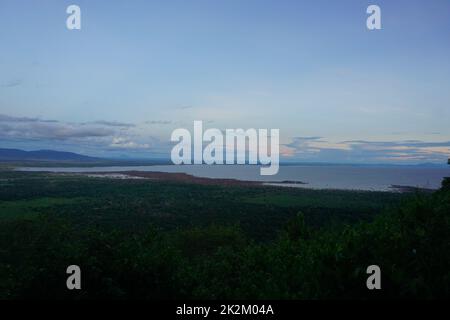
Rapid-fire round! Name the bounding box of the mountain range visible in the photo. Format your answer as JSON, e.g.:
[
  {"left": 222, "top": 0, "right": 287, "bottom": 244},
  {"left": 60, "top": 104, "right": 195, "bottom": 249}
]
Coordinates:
[{"left": 0, "top": 148, "right": 99, "bottom": 162}]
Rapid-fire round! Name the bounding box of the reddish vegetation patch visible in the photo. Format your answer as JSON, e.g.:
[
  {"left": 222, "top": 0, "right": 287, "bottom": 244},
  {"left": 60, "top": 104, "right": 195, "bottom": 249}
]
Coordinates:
[{"left": 88, "top": 170, "right": 262, "bottom": 187}]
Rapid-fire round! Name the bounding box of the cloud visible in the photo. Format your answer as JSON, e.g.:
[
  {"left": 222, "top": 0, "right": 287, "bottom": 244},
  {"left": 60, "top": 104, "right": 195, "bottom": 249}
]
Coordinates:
[
  {"left": 2, "top": 113, "right": 448, "bottom": 163},
  {"left": 0, "top": 114, "right": 116, "bottom": 140},
  {"left": 0, "top": 114, "right": 57, "bottom": 123},
  {"left": 343, "top": 140, "right": 450, "bottom": 149},
  {"left": 0, "top": 113, "right": 171, "bottom": 156},
  {"left": 346, "top": 140, "right": 450, "bottom": 162},
  {"left": 283, "top": 137, "right": 450, "bottom": 164},
  {"left": 285, "top": 136, "right": 323, "bottom": 147},
  {"left": 0, "top": 121, "right": 114, "bottom": 140},
  {"left": 89, "top": 120, "right": 135, "bottom": 128},
  {"left": 145, "top": 120, "right": 172, "bottom": 125},
  {"left": 109, "top": 137, "right": 150, "bottom": 149},
  {"left": 283, "top": 137, "right": 351, "bottom": 157},
  {"left": 0, "top": 79, "right": 22, "bottom": 88}
]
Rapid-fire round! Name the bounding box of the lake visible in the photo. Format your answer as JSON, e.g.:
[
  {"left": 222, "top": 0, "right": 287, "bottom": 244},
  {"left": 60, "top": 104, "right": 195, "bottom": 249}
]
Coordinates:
[{"left": 17, "top": 164, "right": 450, "bottom": 191}]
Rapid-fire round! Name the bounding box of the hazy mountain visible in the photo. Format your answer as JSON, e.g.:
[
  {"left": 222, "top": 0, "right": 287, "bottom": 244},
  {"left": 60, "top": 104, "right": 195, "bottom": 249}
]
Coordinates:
[{"left": 0, "top": 148, "right": 99, "bottom": 162}]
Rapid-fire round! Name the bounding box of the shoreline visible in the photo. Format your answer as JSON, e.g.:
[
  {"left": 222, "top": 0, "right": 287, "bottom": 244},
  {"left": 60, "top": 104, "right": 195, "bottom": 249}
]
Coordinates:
[
  {"left": 50, "top": 171, "right": 437, "bottom": 193},
  {"left": 66, "top": 170, "right": 262, "bottom": 187}
]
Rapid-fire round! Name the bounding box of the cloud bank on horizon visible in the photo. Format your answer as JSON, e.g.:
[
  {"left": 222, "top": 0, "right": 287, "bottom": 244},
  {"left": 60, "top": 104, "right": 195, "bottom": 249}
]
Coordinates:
[
  {"left": 0, "top": 0, "right": 450, "bottom": 164},
  {"left": 1, "top": 113, "right": 449, "bottom": 164}
]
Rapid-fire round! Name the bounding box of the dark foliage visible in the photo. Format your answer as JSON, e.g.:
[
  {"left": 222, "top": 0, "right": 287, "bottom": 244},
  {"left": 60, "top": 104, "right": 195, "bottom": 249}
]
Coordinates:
[{"left": 1, "top": 172, "right": 448, "bottom": 299}]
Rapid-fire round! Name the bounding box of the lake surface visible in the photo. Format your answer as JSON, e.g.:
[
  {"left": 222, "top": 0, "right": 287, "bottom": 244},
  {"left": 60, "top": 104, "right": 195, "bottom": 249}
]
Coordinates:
[{"left": 17, "top": 165, "right": 450, "bottom": 191}]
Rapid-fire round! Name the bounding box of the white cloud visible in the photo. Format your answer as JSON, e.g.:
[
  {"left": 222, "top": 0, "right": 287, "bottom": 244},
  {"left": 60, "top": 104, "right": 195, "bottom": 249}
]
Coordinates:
[{"left": 109, "top": 137, "right": 150, "bottom": 149}]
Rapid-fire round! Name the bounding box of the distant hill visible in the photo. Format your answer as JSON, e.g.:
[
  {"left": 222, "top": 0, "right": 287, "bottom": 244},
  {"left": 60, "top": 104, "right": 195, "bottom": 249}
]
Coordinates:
[{"left": 0, "top": 148, "right": 99, "bottom": 162}]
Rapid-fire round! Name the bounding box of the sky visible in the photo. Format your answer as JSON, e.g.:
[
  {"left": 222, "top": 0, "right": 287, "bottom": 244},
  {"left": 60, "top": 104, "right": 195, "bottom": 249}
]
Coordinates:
[{"left": 1, "top": 0, "right": 450, "bottom": 163}]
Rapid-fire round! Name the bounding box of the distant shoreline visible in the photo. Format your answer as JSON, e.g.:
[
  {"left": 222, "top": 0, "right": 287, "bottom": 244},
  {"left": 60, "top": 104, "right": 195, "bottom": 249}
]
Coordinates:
[
  {"left": 60, "top": 171, "right": 262, "bottom": 187},
  {"left": 11, "top": 163, "right": 449, "bottom": 192},
  {"left": 39, "top": 170, "right": 436, "bottom": 193}
]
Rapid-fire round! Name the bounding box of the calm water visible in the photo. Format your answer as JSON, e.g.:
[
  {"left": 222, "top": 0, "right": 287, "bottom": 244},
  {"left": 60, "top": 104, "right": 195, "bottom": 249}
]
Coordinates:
[{"left": 17, "top": 165, "right": 450, "bottom": 191}]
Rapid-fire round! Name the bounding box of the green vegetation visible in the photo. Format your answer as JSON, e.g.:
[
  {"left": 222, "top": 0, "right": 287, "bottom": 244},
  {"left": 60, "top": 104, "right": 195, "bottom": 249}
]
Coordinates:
[
  {"left": 0, "top": 171, "right": 449, "bottom": 299},
  {"left": 0, "top": 197, "right": 86, "bottom": 221},
  {"left": 0, "top": 171, "right": 405, "bottom": 239}
]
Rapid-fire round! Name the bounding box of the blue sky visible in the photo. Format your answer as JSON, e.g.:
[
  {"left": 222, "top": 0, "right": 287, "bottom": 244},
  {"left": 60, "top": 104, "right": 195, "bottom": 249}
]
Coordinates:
[{"left": 1, "top": 0, "right": 450, "bottom": 163}]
